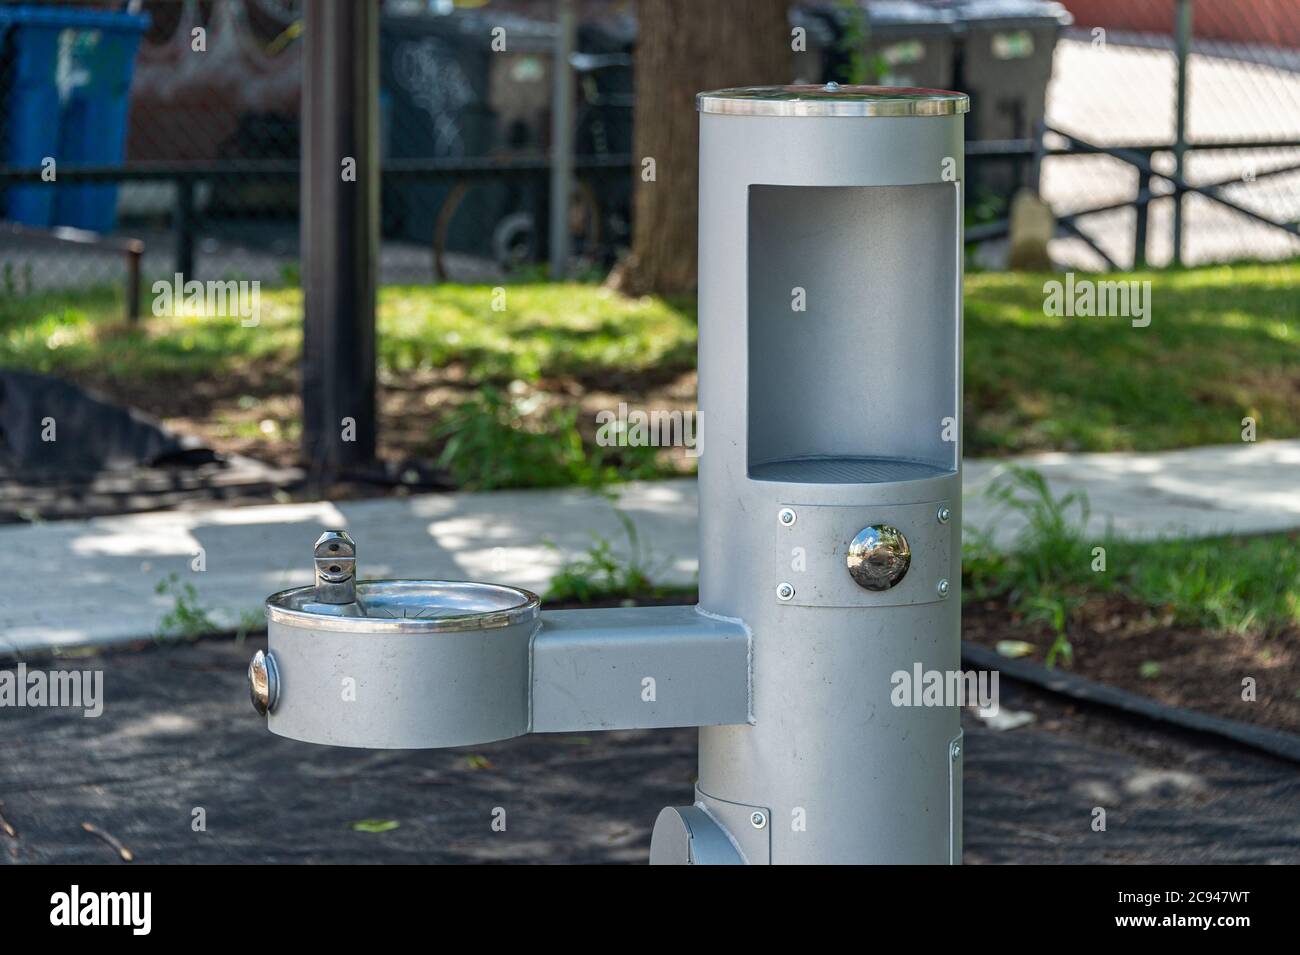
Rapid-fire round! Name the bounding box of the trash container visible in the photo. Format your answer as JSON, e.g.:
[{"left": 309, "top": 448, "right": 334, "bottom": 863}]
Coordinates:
[
  {"left": 954, "top": 0, "right": 1071, "bottom": 198},
  {"left": 955, "top": 0, "right": 1071, "bottom": 143},
  {"left": 0, "top": 5, "right": 149, "bottom": 231},
  {"left": 795, "top": 2, "right": 958, "bottom": 89},
  {"left": 380, "top": 10, "right": 553, "bottom": 254}
]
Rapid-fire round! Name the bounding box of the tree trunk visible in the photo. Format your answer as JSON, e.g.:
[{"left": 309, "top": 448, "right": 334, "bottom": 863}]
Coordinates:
[{"left": 610, "top": 0, "right": 792, "bottom": 296}]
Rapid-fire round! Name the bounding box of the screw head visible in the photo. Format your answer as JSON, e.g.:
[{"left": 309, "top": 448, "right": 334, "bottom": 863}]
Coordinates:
[
  {"left": 778, "top": 507, "right": 797, "bottom": 527},
  {"left": 750, "top": 810, "right": 768, "bottom": 829},
  {"left": 937, "top": 505, "right": 951, "bottom": 525},
  {"left": 951, "top": 743, "right": 962, "bottom": 760},
  {"left": 937, "top": 578, "right": 951, "bottom": 598},
  {"left": 776, "top": 582, "right": 795, "bottom": 601},
  {"left": 824, "top": 81, "right": 841, "bottom": 92}
]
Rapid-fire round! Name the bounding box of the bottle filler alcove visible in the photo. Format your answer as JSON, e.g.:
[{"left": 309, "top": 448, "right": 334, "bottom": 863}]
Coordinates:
[{"left": 249, "top": 84, "right": 969, "bottom": 865}]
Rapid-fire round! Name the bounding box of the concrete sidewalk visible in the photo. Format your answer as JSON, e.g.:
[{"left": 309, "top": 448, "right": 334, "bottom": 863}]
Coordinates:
[{"left": 3, "top": 440, "right": 1297, "bottom": 656}]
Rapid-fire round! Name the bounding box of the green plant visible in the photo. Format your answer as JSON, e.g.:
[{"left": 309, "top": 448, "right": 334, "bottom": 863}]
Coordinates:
[
  {"left": 433, "top": 386, "right": 600, "bottom": 490},
  {"left": 545, "top": 510, "right": 669, "bottom": 604},
  {"left": 155, "top": 573, "right": 218, "bottom": 639},
  {"left": 985, "top": 465, "right": 1095, "bottom": 593},
  {"left": 965, "top": 467, "right": 1300, "bottom": 659},
  {"left": 963, "top": 465, "right": 1100, "bottom": 634},
  {"left": 834, "top": 0, "right": 887, "bottom": 84},
  {"left": 1022, "top": 592, "right": 1079, "bottom": 668}
]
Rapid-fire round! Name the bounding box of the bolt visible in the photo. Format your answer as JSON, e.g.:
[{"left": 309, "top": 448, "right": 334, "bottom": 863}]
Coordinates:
[
  {"left": 937, "top": 505, "right": 951, "bottom": 525},
  {"left": 937, "top": 578, "right": 950, "bottom": 598},
  {"left": 750, "top": 810, "right": 768, "bottom": 829},
  {"left": 778, "top": 507, "right": 796, "bottom": 527},
  {"left": 951, "top": 743, "right": 961, "bottom": 760},
  {"left": 824, "top": 81, "right": 841, "bottom": 92},
  {"left": 776, "top": 582, "right": 795, "bottom": 601}
]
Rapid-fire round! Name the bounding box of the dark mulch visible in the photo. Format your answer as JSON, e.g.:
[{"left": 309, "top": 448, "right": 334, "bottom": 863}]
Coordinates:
[
  {"left": 964, "top": 595, "right": 1300, "bottom": 736},
  {"left": 1, "top": 636, "right": 1298, "bottom": 864}
]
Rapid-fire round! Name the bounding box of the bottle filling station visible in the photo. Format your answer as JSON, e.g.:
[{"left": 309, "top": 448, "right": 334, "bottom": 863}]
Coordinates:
[{"left": 249, "top": 85, "right": 969, "bottom": 865}]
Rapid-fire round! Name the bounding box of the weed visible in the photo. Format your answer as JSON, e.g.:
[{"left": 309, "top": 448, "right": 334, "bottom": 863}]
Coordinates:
[
  {"left": 154, "top": 573, "right": 218, "bottom": 639},
  {"left": 545, "top": 509, "right": 677, "bottom": 604},
  {"left": 965, "top": 467, "right": 1300, "bottom": 663}
]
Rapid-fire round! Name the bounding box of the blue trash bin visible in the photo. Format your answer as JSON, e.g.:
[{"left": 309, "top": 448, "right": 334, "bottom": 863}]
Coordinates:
[{"left": 0, "top": 5, "right": 149, "bottom": 231}]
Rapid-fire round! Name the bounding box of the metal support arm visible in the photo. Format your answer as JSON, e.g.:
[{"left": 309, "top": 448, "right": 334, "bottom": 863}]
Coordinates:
[
  {"left": 531, "top": 606, "right": 751, "bottom": 733},
  {"left": 263, "top": 601, "right": 750, "bottom": 750}
]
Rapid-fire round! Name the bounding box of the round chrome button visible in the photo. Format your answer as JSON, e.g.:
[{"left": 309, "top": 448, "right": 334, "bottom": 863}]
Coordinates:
[{"left": 846, "top": 525, "right": 911, "bottom": 591}]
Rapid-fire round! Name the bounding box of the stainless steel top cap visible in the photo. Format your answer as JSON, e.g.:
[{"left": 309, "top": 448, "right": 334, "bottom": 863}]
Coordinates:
[{"left": 697, "top": 84, "right": 970, "bottom": 117}]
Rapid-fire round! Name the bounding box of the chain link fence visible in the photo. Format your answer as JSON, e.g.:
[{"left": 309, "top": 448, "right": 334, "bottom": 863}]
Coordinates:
[
  {"left": 1042, "top": 0, "right": 1300, "bottom": 269},
  {"left": 1, "top": 0, "right": 1297, "bottom": 297},
  {"left": 0, "top": 0, "right": 634, "bottom": 296}
]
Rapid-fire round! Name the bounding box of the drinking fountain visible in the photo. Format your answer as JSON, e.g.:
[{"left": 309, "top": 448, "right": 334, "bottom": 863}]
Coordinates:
[{"left": 249, "top": 84, "right": 969, "bottom": 864}]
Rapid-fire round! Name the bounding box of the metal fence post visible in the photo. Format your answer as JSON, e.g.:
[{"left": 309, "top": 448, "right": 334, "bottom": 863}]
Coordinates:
[
  {"left": 548, "top": 0, "right": 577, "bottom": 279},
  {"left": 174, "top": 177, "right": 195, "bottom": 280},
  {"left": 1172, "top": 0, "right": 1193, "bottom": 267},
  {"left": 1134, "top": 160, "right": 1151, "bottom": 269}
]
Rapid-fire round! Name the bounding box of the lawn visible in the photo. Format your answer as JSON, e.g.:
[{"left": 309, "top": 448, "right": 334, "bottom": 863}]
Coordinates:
[
  {"left": 1, "top": 262, "right": 1296, "bottom": 477},
  {"left": 964, "top": 263, "right": 1298, "bottom": 453}
]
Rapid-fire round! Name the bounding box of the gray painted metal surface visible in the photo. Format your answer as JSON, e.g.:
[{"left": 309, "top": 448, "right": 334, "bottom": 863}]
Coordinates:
[
  {"left": 265, "top": 576, "right": 748, "bottom": 748},
  {"left": 649, "top": 806, "right": 745, "bottom": 865},
  {"left": 267, "top": 614, "right": 538, "bottom": 749},
  {"left": 690, "top": 85, "right": 965, "bottom": 864},
  {"left": 532, "top": 606, "right": 750, "bottom": 732}
]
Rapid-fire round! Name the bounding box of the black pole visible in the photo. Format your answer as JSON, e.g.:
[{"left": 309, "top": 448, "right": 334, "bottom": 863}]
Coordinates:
[
  {"left": 175, "top": 177, "right": 194, "bottom": 279},
  {"left": 301, "top": 0, "right": 378, "bottom": 480}
]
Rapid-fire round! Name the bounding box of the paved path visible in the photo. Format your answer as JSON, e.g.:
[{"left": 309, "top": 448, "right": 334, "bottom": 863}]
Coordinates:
[
  {"left": 1, "top": 635, "right": 1295, "bottom": 864},
  {"left": 3, "top": 441, "right": 1297, "bottom": 656}
]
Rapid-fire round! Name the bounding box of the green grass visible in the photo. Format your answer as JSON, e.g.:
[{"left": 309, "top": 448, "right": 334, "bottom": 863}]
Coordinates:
[
  {"left": 378, "top": 282, "right": 696, "bottom": 381},
  {"left": 0, "top": 281, "right": 696, "bottom": 385},
  {"left": 433, "top": 385, "right": 662, "bottom": 490},
  {"left": 0, "top": 286, "right": 298, "bottom": 381},
  {"left": 1, "top": 262, "right": 1296, "bottom": 461},
  {"left": 965, "top": 263, "right": 1299, "bottom": 454},
  {"left": 964, "top": 467, "right": 1300, "bottom": 649}
]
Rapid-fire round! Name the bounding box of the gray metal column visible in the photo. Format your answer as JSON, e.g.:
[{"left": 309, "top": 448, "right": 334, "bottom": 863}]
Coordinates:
[
  {"left": 300, "top": 0, "right": 379, "bottom": 479},
  {"left": 691, "top": 86, "right": 967, "bottom": 864}
]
